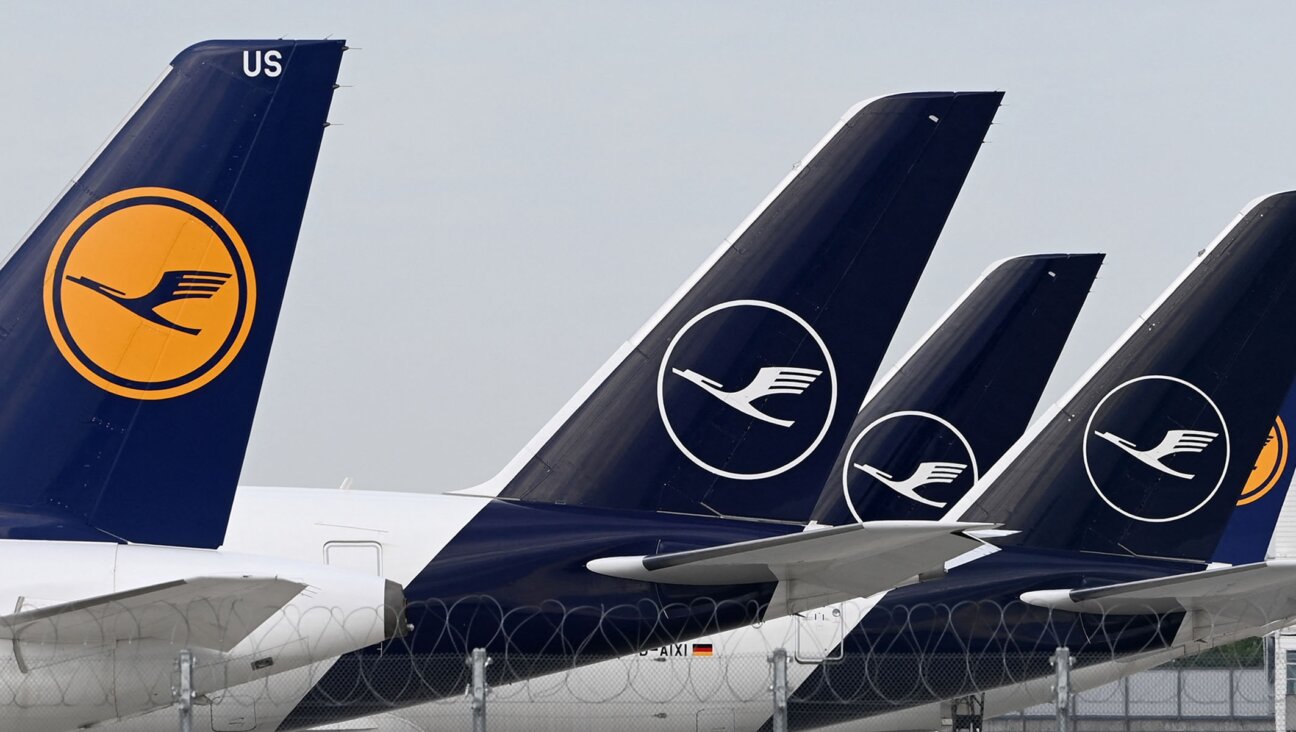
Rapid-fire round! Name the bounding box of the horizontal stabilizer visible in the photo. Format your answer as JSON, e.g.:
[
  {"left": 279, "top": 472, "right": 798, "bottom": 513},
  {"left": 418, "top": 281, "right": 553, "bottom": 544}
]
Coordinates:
[
  {"left": 587, "top": 521, "right": 991, "bottom": 607},
  {"left": 0, "top": 576, "right": 306, "bottom": 651},
  {"left": 1021, "top": 560, "right": 1296, "bottom": 616}
]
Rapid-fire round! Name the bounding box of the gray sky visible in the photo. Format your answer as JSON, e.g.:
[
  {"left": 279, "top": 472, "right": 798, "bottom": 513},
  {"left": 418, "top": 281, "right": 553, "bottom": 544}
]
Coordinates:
[{"left": 4, "top": 2, "right": 1296, "bottom": 494}]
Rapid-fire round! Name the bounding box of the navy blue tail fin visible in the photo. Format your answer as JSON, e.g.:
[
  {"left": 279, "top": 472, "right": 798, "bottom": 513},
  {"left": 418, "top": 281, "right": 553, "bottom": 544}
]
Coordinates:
[
  {"left": 0, "top": 40, "right": 345, "bottom": 547},
  {"left": 954, "top": 193, "right": 1296, "bottom": 562},
  {"left": 477, "top": 92, "right": 1003, "bottom": 521},
  {"left": 810, "top": 253, "right": 1102, "bottom": 526},
  {"left": 1210, "top": 377, "right": 1296, "bottom": 564}
]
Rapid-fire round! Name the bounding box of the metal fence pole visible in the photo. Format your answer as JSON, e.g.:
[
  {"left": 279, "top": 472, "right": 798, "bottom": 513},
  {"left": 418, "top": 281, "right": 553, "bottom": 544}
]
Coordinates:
[
  {"left": 1051, "top": 646, "right": 1072, "bottom": 732},
  {"left": 770, "top": 647, "right": 789, "bottom": 732},
  {"left": 1230, "top": 667, "right": 1236, "bottom": 718},
  {"left": 174, "top": 648, "right": 193, "bottom": 732},
  {"left": 1177, "top": 665, "right": 1183, "bottom": 718},
  {"left": 1123, "top": 675, "right": 1131, "bottom": 732},
  {"left": 470, "top": 647, "right": 489, "bottom": 732},
  {"left": 1274, "top": 633, "right": 1286, "bottom": 732}
]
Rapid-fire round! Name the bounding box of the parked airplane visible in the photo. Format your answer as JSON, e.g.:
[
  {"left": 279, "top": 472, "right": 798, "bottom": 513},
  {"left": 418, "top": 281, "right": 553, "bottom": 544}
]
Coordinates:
[
  {"left": 679, "top": 193, "right": 1296, "bottom": 732},
  {"left": 206, "top": 248, "right": 1097, "bottom": 732},
  {"left": 87, "top": 89, "right": 1108, "bottom": 732},
  {"left": 0, "top": 40, "right": 405, "bottom": 732},
  {"left": 356, "top": 193, "right": 1296, "bottom": 732},
  {"left": 778, "top": 192, "right": 1296, "bottom": 731}
]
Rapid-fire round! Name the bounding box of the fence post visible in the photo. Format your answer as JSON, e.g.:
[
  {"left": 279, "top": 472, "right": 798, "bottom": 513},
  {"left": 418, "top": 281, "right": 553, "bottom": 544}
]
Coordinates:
[
  {"left": 469, "top": 647, "right": 489, "bottom": 732},
  {"left": 1051, "top": 646, "right": 1072, "bottom": 732},
  {"left": 1274, "top": 633, "right": 1286, "bottom": 732},
  {"left": 174, "top": 648, "right": 193, "bottom": 732},
  {"left": 1177, "top": 664, "right": 1183, "bottom": 718},
  {"left": 1123, "top": 675, "right": 1131, "bottom": 732},
  {"left": 1229, "top": 667, "right": 1236, "bottom": 718},
  {"left": 770, "top": 647, "right": 789, "bottom": 732}
]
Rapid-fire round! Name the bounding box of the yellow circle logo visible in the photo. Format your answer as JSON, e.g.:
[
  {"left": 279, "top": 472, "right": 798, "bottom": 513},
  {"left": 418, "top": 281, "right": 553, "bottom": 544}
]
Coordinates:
[
  {"left": 43, "top": 188, "right": 256, "bottom": 400},
  {"left": 1239, "top": 416, "right": 1288, "bottom": 506}
]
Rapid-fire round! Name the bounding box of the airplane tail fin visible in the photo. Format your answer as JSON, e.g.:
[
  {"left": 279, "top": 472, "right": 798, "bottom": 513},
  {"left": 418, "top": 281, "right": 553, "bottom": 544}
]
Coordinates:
[
  {"left": 0, "top": 40, "right": 345, "bottom": 548},
  {"left": 475, "top": 92, "right": 1002, "bottom": 520},
  {"left": 953, "top": 193, "right": 1296, "bottom": 562},
  {"left": 1210, "top": 377, "right": 1296, "bottom": 564},
  {"left": 810, "top": 252, "right": 1103, "bottom": 526}
]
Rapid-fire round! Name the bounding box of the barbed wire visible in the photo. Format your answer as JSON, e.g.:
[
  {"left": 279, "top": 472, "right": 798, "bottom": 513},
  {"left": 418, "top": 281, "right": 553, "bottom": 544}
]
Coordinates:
[{"left": 0, "top": 594, "right": 1284, "bottom": 731}]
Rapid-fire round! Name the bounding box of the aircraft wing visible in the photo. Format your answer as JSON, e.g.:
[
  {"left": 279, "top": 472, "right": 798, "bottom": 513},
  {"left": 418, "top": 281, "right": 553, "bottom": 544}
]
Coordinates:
[
  {"left": 587, "top": 521, "right": 992, "bottom": 611},
  {"left": 0, "top": 576, "right": 306, "bottom": 652},
  {"left": 1021, "top": 560, "right": 1296, "bottom": 618}
]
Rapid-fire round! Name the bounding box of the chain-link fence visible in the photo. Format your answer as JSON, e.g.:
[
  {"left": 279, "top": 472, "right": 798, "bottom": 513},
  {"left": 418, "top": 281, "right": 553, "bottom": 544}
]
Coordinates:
[
  {"left": 989, "top": 666, "right": 1273, "bottom": 731},
  {"left": 0, "top": 595, "right": 1286, "bottom": 731},
  {"left": 298, "top": 643, "right": 1275, "bottom": 732}
]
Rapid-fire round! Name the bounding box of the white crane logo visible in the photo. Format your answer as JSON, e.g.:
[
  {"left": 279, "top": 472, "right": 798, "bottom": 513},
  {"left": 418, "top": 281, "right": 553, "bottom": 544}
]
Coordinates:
[
  {"left": 1092, "top": 428, "right": 1220, "bottom": 479},
  {"left": 853, "top": 460, "right": 967, "bottom": 508},
  {"left": 672, "top": 366, "right": 822, "bottom": 428},
  {"left": 1082, "top": 374, "right": 1231, "bottom": 524},
  {"left": 656, "top": 300, "right": 838, "bottom": 481},
  {"left": 839, "top": 411, "right": 979, "bottom": 523}
]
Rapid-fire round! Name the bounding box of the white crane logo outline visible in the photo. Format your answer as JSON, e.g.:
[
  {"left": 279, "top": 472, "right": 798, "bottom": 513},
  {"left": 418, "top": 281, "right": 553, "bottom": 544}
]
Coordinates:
[
  {"left": 656, "top": 300, "right": 839, "bottom": 482},
  {"left": 839, "top": 411, "right": 980, "bottom": 523},
  {"left": 853, "top": 460, "right": 968, "bottom": 508},
  {"left": 671, "top": 366, "right": 822, "bottom": 428},
  {"left": 1092, "top": 428, "right": 1220, "bottom": 479},
  {"left": 1081, "top": 374, "right": 1231, "bottom": 524}
]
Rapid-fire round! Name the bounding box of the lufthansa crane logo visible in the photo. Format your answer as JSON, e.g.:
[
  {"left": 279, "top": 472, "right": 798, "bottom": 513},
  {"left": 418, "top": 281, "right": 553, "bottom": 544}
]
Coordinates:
[
  {"left": 841, "top": 411, "right": 978, "bottom": 523},
  {"left": 1239, "top": 417, "right": 1288, "bottom": 506},
  {"left": 855, "top": 462, "right": 968, "bottom": 506},
  {"left": 1092, "top": 429, "right": 1220, "bottom": 480},
  {"left": 1083, "top": 374, "right": 1230, "bottom": 523},
  {"left": 672, "top": 366, "right": 823, "bottom": 428},
  {"left": 658, "top": 300, "right": 837, "bottom": 481},
  {"left": 43, "top": 187, "right": 256, "bottom": 400}
]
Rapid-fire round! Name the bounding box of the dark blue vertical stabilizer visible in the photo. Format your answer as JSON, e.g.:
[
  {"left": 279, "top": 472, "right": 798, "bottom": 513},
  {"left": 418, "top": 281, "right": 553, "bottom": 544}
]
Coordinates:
[
  {"left": 0, "top": 40, "right": 345, "bottom": 547},
  {"left": 496, "top": 92, "right": 1002, "bottom": 521},
  {"left": 959, "top": 193, "right": 1296, "bottom": 562},
  {"left": 1210, "top": 377, "right": 1296, "bottom": 564},
  {"left": 811, "top": 253, "right": 1102, "bottom": 526}
]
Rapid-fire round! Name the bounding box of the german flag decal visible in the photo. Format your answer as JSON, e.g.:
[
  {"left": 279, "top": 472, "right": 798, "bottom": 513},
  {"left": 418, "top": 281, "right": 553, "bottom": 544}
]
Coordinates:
[{"left": 692, "top": 643, "right": 714, "bottom": 657}]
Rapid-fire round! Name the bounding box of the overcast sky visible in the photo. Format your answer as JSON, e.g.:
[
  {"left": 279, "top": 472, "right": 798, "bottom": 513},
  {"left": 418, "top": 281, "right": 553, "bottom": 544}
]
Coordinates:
[{"left": 4, "top": 2, "right": 1296, "bottom": 494}]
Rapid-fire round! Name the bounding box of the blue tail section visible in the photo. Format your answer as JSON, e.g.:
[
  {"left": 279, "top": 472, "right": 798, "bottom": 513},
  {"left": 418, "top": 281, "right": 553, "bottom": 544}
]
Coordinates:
[
  {"left": 811, "top": 253, "right": 1102, "bottom": 526},
  {"left": 1210, "top": 377, "right": 1296, "bottom": 564},
  {"left": 0, "top": 40, "right": 345, "bottom": 547},
  {"left": 958, "top": 193, "right": 1296, "bottom": 562},
  {"left": 493, "top": 92, "right": 1003, "bottom": 521}
]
